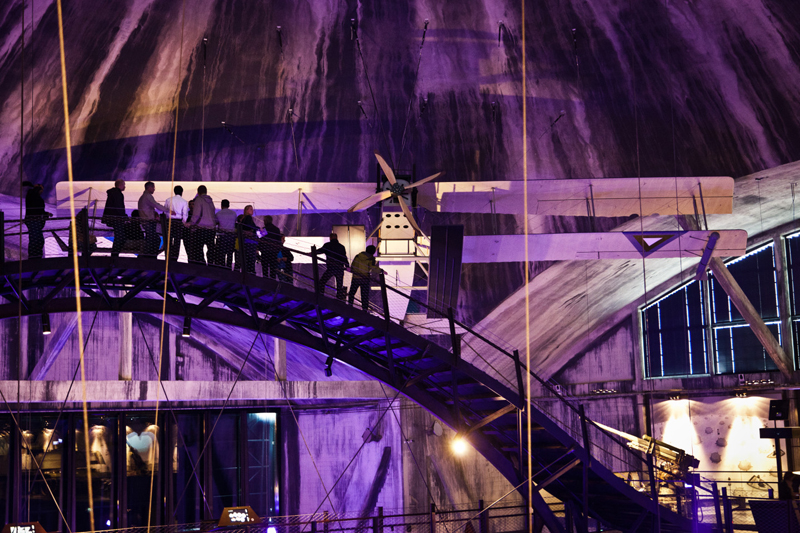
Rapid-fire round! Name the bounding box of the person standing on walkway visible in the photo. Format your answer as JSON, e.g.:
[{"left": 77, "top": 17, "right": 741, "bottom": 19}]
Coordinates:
[
  {"left": 215, "top": 199, "right": 237, "bottom": 268},
  {"left": 259, "top": 215, "right": 282, "bottom": 279},
  {"left": 102, "top": 178, "right": 128, "bottom": 257},
  {"left": 164, "top": 185, "right": 189, "bottom": 260},
  {"left": 186, "top": 185, "right": 217, "bottom": 265},
  {"left": 138, "top": 181, "right": 170, "bottom": 257},
  {"left": 348, "top": 245, "right": 380, "bottom": 311},
  {"left": 239, "top": 205, "right": 258, "bottom": 274},
  {"left": 23, "top": 182, "right": 50, "bottom": 259},
  {"left": 318, "top": 233, "right": 348, "bottom": 300}
]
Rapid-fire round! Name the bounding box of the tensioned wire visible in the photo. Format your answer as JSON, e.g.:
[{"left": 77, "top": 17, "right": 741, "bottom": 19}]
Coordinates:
[
  {"left": 149, "top": 0, "right": 187, "bottom": 529},
  {"left": 520, "top": 2, "right": 533, "bottom": 533},
  {"left": 55, "top": 1, "right": 95, "bottom": 532}
]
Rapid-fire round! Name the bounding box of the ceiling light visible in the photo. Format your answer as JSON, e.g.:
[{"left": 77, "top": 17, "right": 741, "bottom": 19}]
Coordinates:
[
  {"left": 451, "top": 436, "right": 468, "bottom": 456},
  {"left": 42, "top": 313, "right": 51, "bottom": 335},
  {"left": 182, "top": 316, "right": 191, "bottom": 338}
]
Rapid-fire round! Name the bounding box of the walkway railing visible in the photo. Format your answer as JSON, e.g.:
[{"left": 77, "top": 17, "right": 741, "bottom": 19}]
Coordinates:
[{"left": 1, "top": 211, "right": 709, "bottom": 527}]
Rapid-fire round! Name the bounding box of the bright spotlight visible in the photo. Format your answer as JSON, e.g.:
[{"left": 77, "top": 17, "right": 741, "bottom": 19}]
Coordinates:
[{"left": 451, "top": 436, "right": 468, "bottom": 456}]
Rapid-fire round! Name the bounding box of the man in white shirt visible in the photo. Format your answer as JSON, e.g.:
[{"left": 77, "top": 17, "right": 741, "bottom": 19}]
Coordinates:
[{"left": 164, "top": 185, "right": 189, "bottom": 260}]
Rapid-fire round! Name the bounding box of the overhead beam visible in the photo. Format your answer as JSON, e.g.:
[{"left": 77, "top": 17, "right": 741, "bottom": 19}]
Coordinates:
[{"left": 678, "top": 216, "right": 793, "bottom": 377}]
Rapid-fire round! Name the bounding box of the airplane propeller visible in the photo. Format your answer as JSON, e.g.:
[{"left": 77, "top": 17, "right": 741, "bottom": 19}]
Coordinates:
[{"left": 348, "top": 151, "right": 444, "bottom": 234}]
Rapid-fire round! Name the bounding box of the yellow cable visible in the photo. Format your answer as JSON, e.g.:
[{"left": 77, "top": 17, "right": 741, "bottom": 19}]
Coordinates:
[
  {"left": 521, "top": 2, "right": 533, "bottom": 532},
  {"left": 148, "top": 0, "right": 186, "bottom": 529},
  {"left": 55, "top": 2, "right": 93, "bottom": 532}
]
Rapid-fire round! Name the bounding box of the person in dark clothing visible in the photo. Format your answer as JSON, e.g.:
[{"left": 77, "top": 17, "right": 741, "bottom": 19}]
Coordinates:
[
  {"left": 102, "top": 179, "right": 127, "bottom": 257},
  {"left": 275, "top": 235, "right": 294, "bottom": 283},
  {"left": 348, "top": 245, "right": 380, "bottom": 311},
  {"left": 318, "top": 233, "right": 348, "bottom": 300},
  {"left": 23, "top": 181, "right": 51, "bottom": 259},
  {"left": 239, "top": 205, "right": 259, "bottom": 274},
  {"left": 259, "top": 215, "right": 282, "bottom": 279}
]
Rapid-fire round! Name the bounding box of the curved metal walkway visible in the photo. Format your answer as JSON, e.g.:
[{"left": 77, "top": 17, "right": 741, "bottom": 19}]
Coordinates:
[{"left": 0, "top": 250, "right": 696, "bottom": 532}]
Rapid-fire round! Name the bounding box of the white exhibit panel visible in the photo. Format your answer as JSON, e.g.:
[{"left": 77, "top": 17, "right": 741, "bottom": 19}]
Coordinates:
[
  {"left": 332, "top": 225, "right": 366, "bottom": 264},
  {"left": 461, "top": 230, "right": 748, "bottom": 263},
  {"left": 55, "top": 181, "right": 376, "bottom": 216},
  {"left": 374, "top": 259, "right": 417, "bottom": 321},
  {"left": 417, "top": 176, "right": 734, "bottom": 217}
]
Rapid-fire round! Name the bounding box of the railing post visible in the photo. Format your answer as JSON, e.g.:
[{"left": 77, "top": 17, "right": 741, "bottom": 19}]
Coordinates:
[
  {"left": 647, "top": 454, "right": 661, "bottom": 533},
  {"left": 721, "top": 487, "right": 733, "bottom": 533},
  {"left": 311, "top": 521, "right": 317, "bottom": 533},
  {"left": 323, "top": 510, "right": 329, "bottom": 533},
  {"left": 429, "top": 503, "right": 437, "bottom": 533},
  {"left": 692, "top": 487, "right": 699, "bottom": 533},
  {"left": 512, "top": 349, "right": 524, "bottom": 398},
  {"left": 379, "top": 271, "right": 391, "bottom": 323},
  {"left": 447, "top": 307, "right": 460, "bottom": 360},
  {"left": 312, "top": 245, "right": 321, "bottom": 293},
  {"left": 478, "top": 500, "right": 488, "bottom": 533},
  {"left": 372, "top": 506, "right": 383, "bottom": 533},
  {"left": 237, "top": 222, "right": 245, "bottom": 275},
  {"left": 81, "top": 210, "right": 90, "bottom": 257},
  {"left": 712, "top": 482, "right": 723, "bottom": 532},
  {"left": 578, "top": 404, "right": 590, "bottom": 533}
]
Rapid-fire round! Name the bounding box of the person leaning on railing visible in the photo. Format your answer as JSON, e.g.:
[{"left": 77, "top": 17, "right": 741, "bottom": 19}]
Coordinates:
[
  {"left": 348, "top": 245, "right": 382, "bottom": 311},
  {"left": 23, "top": 181, "right": 52, "bottom": 259},
  {"left": 102, "top": 179, "right": 128, "bottom": 258},
  {"left": 215, "top": 199, "right": 237, "bottom": 268},
  {"left": 186, "top": 185, "right": 217, "bottom": 266},
  {"left": 238, "top": 205, "right": 259, "bottom": 274},
  {"left": 138, "top": 181, "right": 171, "bottom": 257},
  {"left": 164, "top": 185, "right": 189, "bottom": 260}
]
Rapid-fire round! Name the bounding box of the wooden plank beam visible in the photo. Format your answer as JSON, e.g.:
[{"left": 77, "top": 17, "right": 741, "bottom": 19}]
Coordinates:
[
  {"left": 677, "top": 216, "right": 792, "bottom": 378},
  {"left": 462, "top": 230, "right": 747, "bottom": 263}
]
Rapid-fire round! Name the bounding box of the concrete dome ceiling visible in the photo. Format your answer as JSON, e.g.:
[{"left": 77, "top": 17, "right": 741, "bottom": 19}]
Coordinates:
[{"left": 2, "top": 0, "right": 800, "bottom": 379}]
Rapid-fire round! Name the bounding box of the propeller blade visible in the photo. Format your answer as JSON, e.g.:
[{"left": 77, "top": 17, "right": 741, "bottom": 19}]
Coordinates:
[
  {"left": 374, "top": 151, "right": 397, "bottom": 185},
  {"left": 348, "top": 190, "right": 394, "bottom": 212},
  {"left": 398, "top": 196, "right": 423, "bottom": 233},
  {"left": 405, "top": 171, "right": 445, "bottom": 190}
]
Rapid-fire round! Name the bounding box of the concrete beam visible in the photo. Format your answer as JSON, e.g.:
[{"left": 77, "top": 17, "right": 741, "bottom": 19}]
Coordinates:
[
  {"left": 0, "top": 380, "right": 388, "bottom": 406},
  {"left": 119, "top": 312, "right": 132, "bottom": 380},
  {"left": 678, "top": 215, "right": 793, "bottom": 378},
  {"left": 274, "top": 337, "right": 287, "bottom": 381}
]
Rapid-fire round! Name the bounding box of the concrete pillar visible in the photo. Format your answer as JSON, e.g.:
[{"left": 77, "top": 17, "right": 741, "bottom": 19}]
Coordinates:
[
  {"left": 119, "top": 312, "right": 132, "bottom": 380},
  {"left": 274, "top": 337, "right": 287, "bottom": 381}
]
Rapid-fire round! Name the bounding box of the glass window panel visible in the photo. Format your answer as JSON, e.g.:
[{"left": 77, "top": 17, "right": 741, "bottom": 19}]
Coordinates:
[
  {"left": 125, "top": 415, "right": 161, "bottom": 526},
  {"left": 211, "top": 414, "right": 239, "bottom": 514},
  {"left": 21, "top": 416, "right": 67, "bottom": 533},
  {"left": 75, "top": 416, "right": 115, "bottom": 531},
  {"left": 711, "top": 244, "right": 779, "bottom": 324},
  {"left": 714, "top": 324, "right": 780, "bottom": 374},
  {"left": 786, "top": 233, "right": 800, "bottom": 316},
  {"left": 246, "top": 413, "right": 277, "bottom": 518},
  {"left": 643, "top": 280, "right": 707, "bottom": 377},
  {"left": 173, "top": 414, "right": 204, "bottom": 524}
]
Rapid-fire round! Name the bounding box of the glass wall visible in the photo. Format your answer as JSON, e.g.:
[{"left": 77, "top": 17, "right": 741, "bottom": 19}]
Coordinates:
[
  {"left": 0, "top": 409, "right": 278, "bottom": 529},
  {"left": 643, "top": 241, "right": 786, "bottom": 377}
]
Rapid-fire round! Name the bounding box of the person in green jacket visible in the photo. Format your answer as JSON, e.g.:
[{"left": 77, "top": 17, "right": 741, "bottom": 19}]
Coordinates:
[{"left": 348, "top": 245, "right": 381, "bottom": 311}]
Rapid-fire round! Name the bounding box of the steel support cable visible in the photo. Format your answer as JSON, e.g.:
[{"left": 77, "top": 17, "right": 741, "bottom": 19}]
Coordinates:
[
  {"left": 396, "top": 21, "right": 429, "bottom": 171},
  {"left": 356, "top": 37, "right": 395, "bottom": 169},
  {"left": 376, "top": 382, "right": 453, "bottom": 533},
  {"left": 172, "top": 281, "right": 283, "bottom": 514},
  {"left": 519, "top": 2, "right": 534, "bottom": 532},
  {"left": 171, "top": 325, "right": 263, "bottom": 512},
  {"left": 0, "top": 387, "right": 72, "bottom": 533},
  {"left": 300, "top": 358, "right": 429, "bottom": 533},
  {"left": 255, "top": 332, "right": 346, "bottom": 528},
  {"left": 18, "top": 0, "right": 27, "bottom": 521},
  {"left": 149, "top": 0, "right": 187, "bottom": 528},
  {"left": 22, "top": 310, "right": 99, "bottom": 521},
  {"left": 133, "top": 315, "right": 213, "bottom": 517},
  {"left": 55, "top": 2, "right": 95, "bottom": 530}
]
